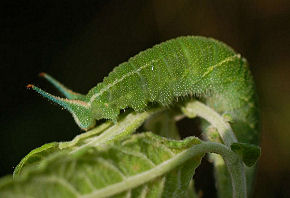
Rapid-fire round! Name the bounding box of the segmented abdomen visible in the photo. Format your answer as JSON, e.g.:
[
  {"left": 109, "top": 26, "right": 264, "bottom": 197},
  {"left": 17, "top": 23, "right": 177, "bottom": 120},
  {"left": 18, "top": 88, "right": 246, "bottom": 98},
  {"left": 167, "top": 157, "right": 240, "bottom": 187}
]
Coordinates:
[{"left": 87, "top": 36, "right": 258, "bottom": 144}]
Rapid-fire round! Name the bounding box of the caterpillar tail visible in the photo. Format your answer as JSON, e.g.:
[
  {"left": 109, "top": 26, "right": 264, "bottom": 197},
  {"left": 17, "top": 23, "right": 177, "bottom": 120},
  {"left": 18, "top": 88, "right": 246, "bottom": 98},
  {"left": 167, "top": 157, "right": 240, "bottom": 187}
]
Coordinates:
[
  {"left": 39, "top": 72, "right": 86, "bottom": 101},
  {"left": 27, "top": 84, "right": 95, "bottom": 130}
]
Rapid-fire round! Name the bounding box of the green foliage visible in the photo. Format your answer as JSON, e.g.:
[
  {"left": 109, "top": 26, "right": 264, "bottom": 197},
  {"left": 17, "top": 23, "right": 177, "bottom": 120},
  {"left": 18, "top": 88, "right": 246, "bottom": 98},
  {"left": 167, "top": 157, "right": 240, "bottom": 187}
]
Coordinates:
[
  {"left": 2, "top": 100, "right": 260, "bottom": 198},
  {"left": 13, "top": 142, "right": 59, "bottom": 176},
  {"left": 1, "top": 133, "right": 204, "bottom": 198},
  {"left": 1, "top": 36, "right": 261, "bottom": 198}
]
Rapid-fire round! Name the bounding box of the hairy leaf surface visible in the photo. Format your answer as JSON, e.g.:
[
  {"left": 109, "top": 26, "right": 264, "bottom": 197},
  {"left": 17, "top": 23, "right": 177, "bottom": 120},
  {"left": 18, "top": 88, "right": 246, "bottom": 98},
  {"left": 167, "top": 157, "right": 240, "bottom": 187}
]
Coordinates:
[{"left": 1, "top": 133, "right": 203, "bottom": 198}]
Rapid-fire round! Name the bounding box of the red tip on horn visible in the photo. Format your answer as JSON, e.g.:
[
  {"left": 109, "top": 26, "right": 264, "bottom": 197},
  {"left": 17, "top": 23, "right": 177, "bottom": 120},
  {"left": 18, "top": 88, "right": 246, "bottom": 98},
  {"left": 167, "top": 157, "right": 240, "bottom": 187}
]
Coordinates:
[
  {"left": 38, "top": 72, "right": 46, "bottom": 77},
  {"left": 26, "top": 84, "right": 34, "bottom": 89}
]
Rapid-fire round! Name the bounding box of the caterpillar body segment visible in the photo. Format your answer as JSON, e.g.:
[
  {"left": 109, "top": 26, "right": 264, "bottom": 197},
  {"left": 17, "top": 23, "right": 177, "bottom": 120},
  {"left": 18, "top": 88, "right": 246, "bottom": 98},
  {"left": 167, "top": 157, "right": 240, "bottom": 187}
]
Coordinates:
[{"left": 29, "top": 36, "right": 259, "bottom": 144}]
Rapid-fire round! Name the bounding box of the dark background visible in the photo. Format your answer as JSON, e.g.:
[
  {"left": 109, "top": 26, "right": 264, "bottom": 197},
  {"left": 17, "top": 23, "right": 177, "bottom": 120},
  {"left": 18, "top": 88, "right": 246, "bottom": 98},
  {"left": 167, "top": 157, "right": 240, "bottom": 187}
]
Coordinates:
[{"left": 1, "top": 0, "right": 289, "bottom": 197}]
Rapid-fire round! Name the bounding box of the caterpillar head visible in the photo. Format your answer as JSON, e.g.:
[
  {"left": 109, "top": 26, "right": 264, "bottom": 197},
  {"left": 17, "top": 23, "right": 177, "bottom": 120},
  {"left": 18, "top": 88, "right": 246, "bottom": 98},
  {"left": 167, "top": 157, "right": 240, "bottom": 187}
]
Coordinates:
[{"left": 27, "top": 84, "right": 96, "bottom": 131}]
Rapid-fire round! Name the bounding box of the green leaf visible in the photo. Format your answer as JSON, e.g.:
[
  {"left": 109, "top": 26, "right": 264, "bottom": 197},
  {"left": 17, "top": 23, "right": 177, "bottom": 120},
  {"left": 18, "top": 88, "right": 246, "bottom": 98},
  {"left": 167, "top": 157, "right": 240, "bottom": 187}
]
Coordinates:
[
  {"left": 13, "top": 142, "right": 59, "bottom": 176},
  {"left": 230, "top": 143, "right": 261, "bottom": 167},
  {"left": 14, "top": 109, "right": 162, "bottom": 176},
  {"left": 13, "top": 120, "right": 112, "bottom": 176},
  {"left": 145, "top": 110, "right": 201, "bottom": 196},
  {"left": 1, "top": 133, "right": 203, "bottom": 198}
]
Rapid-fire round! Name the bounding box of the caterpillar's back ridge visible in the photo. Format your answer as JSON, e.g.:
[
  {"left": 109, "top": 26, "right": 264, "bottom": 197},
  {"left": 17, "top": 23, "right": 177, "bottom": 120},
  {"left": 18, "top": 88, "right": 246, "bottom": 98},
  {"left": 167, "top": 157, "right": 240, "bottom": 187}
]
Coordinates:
[{"left": 88, "top": 58, "right": 157, "bottom": 104}]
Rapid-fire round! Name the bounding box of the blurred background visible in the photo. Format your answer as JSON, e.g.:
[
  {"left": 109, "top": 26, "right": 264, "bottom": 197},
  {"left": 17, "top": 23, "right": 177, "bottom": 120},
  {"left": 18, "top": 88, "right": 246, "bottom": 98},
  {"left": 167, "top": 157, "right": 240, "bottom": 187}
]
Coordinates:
[{"left": 1, "top": 0, "right": 289, "bottom": 197}]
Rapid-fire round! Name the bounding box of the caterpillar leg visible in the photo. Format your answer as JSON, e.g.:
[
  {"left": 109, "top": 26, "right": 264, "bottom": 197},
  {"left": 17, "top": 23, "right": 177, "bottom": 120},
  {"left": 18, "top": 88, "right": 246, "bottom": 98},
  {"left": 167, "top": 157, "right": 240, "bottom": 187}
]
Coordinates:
[
  {"left": 39, "top": 72, "right": 86, "bottom": 101},
  {"left": 27, "top": 84, "right": 95, "bottom": 130}
]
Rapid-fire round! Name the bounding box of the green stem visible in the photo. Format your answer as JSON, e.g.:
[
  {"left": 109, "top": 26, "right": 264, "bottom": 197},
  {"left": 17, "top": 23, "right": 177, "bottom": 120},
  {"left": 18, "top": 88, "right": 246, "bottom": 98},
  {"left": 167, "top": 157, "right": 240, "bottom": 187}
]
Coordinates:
[
  {"left": 182, "top": 100, "right": 247, "bottom": 198},
  {"left": 182, "top": 100, "right": 237, "bottom": 146},
  {"left": 200, "top": 142, "right": 246, "bottom": 198}
]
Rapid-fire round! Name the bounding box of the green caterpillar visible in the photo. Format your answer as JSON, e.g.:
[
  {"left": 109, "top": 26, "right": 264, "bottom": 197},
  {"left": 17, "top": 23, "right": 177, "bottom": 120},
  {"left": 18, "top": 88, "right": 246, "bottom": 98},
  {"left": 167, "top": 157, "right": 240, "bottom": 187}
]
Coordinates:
[{"left": 28, "top": 36, "right": 259, "bottom": 144}]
